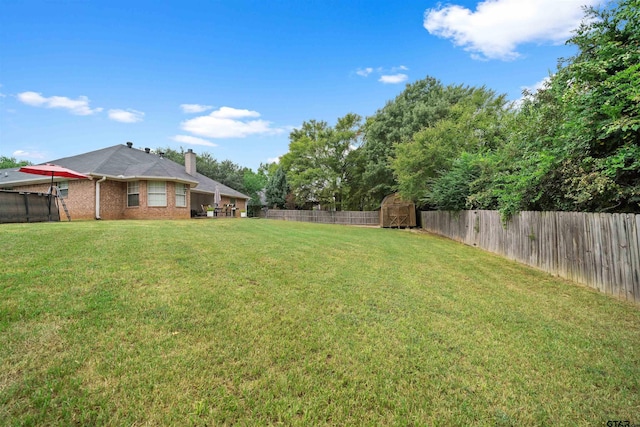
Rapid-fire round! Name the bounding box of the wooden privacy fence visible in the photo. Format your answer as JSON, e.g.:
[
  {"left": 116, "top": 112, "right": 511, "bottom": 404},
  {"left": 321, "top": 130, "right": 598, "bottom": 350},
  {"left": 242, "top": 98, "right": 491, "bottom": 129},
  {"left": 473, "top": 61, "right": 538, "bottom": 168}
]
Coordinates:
[
  {"left": 266, "top": 209, "right": 379, "bottom": 226},
  {"left": 421, "top": 210, "right": 640, "bottom": 305}
]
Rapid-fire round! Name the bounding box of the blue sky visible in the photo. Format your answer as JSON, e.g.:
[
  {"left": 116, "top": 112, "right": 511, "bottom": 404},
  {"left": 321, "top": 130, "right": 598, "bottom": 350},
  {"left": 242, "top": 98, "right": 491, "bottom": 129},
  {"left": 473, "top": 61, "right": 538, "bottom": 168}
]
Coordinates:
[{"left": 1, "top": 0, "right": 599, "bottom": 171}]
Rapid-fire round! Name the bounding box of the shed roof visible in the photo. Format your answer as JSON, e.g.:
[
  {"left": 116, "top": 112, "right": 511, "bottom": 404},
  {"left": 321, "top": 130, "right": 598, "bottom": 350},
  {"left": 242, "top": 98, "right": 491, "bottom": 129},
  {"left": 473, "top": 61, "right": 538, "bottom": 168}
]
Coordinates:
[{"left": 381, "top": 193, "right": 415, "bottom": 207}]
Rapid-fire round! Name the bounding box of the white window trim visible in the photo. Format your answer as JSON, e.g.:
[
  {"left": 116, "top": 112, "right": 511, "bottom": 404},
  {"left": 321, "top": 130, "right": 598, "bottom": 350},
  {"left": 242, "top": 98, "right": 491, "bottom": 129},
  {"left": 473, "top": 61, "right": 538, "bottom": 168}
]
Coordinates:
[
  {"left": 127, "top": 181, "right": 140, "bottom": 207},
  {"left": 147, "top": 181, "right": 167, "bottom": 207},
  {"left": 176, "top": 183, "right": 187, "bottom": 207}
]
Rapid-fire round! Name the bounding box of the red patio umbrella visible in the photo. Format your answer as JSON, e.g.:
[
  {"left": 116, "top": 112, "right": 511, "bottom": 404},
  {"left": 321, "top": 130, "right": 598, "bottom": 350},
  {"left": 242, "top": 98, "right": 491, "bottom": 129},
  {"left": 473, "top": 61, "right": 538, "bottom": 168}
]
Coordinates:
[{"left": 18, "top": 163, "right": 90, "bottom": 221}]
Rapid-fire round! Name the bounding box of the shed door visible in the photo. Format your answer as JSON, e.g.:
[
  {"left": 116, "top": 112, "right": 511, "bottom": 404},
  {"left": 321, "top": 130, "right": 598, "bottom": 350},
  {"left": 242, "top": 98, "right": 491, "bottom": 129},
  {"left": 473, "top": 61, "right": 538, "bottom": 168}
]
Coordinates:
[{"left": 389, "top": 206, "right": 409, "bottom": 227}]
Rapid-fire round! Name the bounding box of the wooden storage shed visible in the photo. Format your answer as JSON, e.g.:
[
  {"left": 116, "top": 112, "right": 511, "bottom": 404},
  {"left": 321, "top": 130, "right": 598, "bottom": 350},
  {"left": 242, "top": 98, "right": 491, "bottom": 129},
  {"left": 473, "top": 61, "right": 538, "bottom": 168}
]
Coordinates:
[{"left": 380, "top": 193, "right": 416, "bottom": 228}]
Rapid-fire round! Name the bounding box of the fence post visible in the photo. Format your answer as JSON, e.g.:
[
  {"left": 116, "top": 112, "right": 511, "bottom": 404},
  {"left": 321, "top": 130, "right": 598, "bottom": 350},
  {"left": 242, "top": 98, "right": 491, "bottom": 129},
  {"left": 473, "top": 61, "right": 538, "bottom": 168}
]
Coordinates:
[{"left": 23, "top": 193, "right": 31, "bottom": 223}]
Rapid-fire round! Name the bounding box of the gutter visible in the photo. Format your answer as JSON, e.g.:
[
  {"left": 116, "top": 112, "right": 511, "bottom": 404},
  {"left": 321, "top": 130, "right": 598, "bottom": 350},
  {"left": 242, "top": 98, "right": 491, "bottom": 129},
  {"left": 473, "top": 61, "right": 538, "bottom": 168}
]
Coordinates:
[
  {"left": 95, "top": 176, "right": 107, "bottom": 219},
  {"left": 91, "top": 173, "right": 198, "bottom": 186}
]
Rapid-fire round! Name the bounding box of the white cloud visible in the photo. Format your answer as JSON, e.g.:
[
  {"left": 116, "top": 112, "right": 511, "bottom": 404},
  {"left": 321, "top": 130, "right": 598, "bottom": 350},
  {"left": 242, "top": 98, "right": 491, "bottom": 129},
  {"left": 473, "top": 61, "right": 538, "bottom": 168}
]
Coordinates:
[
  {"left": 424, "top": 0, "right": 600, "bottom": 61},
  {"left": 356, "top": 67, "right": 374, "bottom": 77},
  {"left": 356, "top": 66, "right": 410, "bottom": 84},
  {"left": 13, "top": 149, "right": 46, "bottom": 160},
  {"left": 171, "top": 135, "right": 218, "bottom": 147},
  {"left": 392, "top": 65, "right": 409, "bottom": 72},
  {"left": 266, "top": 156, "right": 281, "bottom": 164},
  {"left": 521, "top": 76, "right": 551, "bottom": 94},
  {"left": 210, "top": 106, "right": 261, "bottom": 119},
  {"left": 17, "top": 91, "right": 102, "bottom": 115},
  {"left": 180, "top": 104, "right": 213, "bottom": 114},
  {"left": 181, "top": 106, "right": 283, "bottom": 138},
  {"left": 511, "top": 76, "right": 552, "bottom": 108},
  {"left": 108, "top": 109, "right": 144, "bottom": 123},
  {"left": 379, "top": 74, "right": 408, "bottom": 84}
]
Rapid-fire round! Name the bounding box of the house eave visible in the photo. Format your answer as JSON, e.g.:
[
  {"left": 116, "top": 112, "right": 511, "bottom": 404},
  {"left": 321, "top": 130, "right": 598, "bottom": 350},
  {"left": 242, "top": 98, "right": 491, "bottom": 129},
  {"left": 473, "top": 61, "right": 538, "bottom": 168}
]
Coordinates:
[
  {"left": 0, "top": 174, "right": 94, "bottom": 188},
  {"left": 190, "top": 188, "right": 250, "bottom": 199},
  {"left": 87, "top": 173, "right": 199, "bottom": 186}
]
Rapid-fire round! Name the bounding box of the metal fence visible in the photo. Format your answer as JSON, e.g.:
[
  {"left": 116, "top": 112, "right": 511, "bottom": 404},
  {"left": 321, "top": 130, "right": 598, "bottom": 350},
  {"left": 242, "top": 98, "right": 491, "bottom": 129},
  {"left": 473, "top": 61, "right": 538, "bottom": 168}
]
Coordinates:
[
  {"left": 0, "top": 190, "right": 60, "bottom": 223},
  {"left": 421, "top": 210, "right": 640, "bottom": 305},
  {"left": 266, "top": 209, "right": 380, "bottom": 226}
]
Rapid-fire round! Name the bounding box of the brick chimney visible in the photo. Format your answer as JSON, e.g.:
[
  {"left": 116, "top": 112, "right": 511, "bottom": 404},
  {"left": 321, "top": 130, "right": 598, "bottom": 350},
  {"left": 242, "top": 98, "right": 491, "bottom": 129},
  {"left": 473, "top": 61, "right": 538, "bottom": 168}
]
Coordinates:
[{"left": 185, "top": 149, "right": 197, "bottom": 176}]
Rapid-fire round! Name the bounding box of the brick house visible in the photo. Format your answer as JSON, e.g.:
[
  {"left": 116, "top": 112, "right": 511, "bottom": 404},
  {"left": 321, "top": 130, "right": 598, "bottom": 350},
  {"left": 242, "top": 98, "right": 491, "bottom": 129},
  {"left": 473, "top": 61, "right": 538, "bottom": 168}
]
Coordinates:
[{"left": 0, "top": 143, "right": 250, "bottom": 220}]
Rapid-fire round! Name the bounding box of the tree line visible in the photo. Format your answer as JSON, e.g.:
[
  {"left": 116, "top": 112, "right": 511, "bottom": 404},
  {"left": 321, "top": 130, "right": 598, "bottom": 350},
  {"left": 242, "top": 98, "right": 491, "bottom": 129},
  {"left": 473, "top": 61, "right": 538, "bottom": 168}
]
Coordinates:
[{"left": 266, "top": 0, "right": 639, "bottom": 218}]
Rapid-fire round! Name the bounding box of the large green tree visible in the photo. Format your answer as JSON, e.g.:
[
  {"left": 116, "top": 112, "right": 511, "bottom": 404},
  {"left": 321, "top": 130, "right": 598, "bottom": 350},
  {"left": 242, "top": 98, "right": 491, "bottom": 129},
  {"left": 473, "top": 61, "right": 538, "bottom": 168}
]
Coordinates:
[
  {"left": 392, "top": 86, "right": 508, "bottom": 205},
  {"left": 427, "top": 0, "right": 640, "bottom": 218},
  {"left": 280, "top": 113, "right": 361, "bottom": 210},
  {"left": 360, "top": 77, "right": 491, "bottom": 207},
  {"left": 479, "top": 0, "right": 640, "bottom": 217},
  {"left": 341, "top": 147, "right": 370, "bottom": 210},
  {"left": 0, "top": 156, "right": 30, "bottom": 169},
  {"left": 555, "top": 0, "right": 640, "bottom": 212},
  {"left": 243, "top": 169, "right": 267, "bottom": 208},
  {"left": 265, "top": 166, "right": 288, "bottom": 209}
]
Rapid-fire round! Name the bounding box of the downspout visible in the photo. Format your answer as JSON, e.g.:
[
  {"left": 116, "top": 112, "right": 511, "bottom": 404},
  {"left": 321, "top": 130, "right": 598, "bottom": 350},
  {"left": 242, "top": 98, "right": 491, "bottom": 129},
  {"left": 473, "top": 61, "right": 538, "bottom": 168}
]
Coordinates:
[{"left": 95, "top": 176, "right": 107, "bottom": 219}]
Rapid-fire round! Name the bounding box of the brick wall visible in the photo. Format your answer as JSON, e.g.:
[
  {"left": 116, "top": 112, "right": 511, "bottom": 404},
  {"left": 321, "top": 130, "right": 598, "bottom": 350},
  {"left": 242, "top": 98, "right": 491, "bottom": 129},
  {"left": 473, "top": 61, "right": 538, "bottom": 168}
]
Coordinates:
[
  {"left": 121, "top": 181, "right": 190, "bottom": 220},
  {"left": 219, "top": 196, "right": 247, "bottom": 217},
  {"left": 10, "top": 179, "right": 191, "bottom": 220},
  {"left": 99, "top": 180, "right": 126, "bottom": 220},
  {"left": 67, "top": 180, "right": 98, "bottom": 220}
]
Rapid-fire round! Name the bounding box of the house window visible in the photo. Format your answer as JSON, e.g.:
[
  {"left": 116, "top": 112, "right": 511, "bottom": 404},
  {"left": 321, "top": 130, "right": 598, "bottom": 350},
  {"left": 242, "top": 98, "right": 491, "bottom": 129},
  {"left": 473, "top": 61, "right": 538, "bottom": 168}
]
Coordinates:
[
  {"left": 176, "top": 183, "right": 187, "bottom": 207},
  {"left": 57, "top": 181, "right": 69, "bottom": 198},
  {"left": 230, "top": 198, "right": 236, "bottom": 206},
  {"left": 147, "top": 181, "right": 167, "bottom": 207},
  {"left": 127, "top": 181, "right": 140, "bottom": 207}
]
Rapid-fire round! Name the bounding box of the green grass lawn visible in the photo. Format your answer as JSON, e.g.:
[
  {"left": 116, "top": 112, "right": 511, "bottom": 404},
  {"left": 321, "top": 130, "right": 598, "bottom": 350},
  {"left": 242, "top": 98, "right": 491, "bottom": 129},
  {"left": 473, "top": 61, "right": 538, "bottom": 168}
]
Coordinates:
[{"left": 1, "top": 219, "right": 638, "bottom": 426}]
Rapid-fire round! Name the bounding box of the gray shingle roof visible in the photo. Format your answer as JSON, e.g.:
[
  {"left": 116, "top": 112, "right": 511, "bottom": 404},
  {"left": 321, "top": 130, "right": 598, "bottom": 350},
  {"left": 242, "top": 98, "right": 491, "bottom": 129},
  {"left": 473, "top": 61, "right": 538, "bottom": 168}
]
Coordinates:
[
  {"left": 0, "top": 144, "right": 250, "bottom": 199},
  {"left": 190, "top": 172, "right": 250, "bottom": 199}
]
